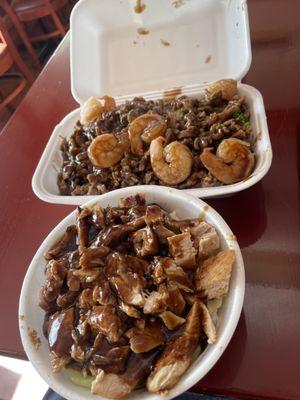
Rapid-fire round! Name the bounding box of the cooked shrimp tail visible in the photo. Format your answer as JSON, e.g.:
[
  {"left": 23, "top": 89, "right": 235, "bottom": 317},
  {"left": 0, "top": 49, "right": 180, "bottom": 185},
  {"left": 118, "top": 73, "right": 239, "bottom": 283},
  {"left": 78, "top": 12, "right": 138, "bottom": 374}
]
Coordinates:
[
  {"left": 129, "top": 114, "right": 166, "bottom": 154},
  {"left": 150, "top": 136, "right": 193, "bottom": 185},
  {"left": 88, "top": 133, "right": 128, "bottom": 168},
  {"left": 80, "top": 96, "right": 116, "bottom": 124},
  {"left": 207, "top": 79, "right": 237, "bottom": 101},
  {"left": 200, "top": 138, "right": 254, "bottom": 184}
]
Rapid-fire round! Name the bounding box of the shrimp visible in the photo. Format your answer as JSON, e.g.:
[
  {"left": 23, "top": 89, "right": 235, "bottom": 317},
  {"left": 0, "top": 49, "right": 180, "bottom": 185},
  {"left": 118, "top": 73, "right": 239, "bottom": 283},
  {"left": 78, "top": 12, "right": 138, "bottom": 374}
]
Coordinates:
[
  {"left": 207, "top": 79, "right": 237, "bottom": 100},
  {"left": 200, "top": 138, "right": 254, "bottom": 184},
  {"left": 128, "top": 114, "right": 166, "bottom": 155},
  {"left": 150, "top": 136, "right": 193, "bottom": 185},
  {"left": 87, "top": 133, "right": 128, "bottom": 168},
  {"left": 80, "top": 95, "right": 116, "bottom": 124}
]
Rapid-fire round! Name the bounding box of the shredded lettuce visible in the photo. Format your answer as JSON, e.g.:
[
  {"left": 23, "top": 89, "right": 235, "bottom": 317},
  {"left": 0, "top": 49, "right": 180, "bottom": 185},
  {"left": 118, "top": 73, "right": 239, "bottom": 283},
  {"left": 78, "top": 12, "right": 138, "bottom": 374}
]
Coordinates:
[
  {"left": 233, "top": 110, "right": 250, "bottom": 126},
  {"left": 66, "top": 368, "right": 94, "bottom": 389}
]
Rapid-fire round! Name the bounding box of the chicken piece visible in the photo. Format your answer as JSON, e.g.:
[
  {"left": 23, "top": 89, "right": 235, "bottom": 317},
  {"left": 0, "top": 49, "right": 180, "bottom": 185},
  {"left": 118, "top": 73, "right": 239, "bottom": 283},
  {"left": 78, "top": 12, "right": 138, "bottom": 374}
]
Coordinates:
[
  {"left": 66, "top": 270, "right": 80, "bottom": 291},
  {"left": 199, "top": 301, "right": 217, "bottom": 344},
  {"left": 166, "top": 283, "right": 186, "bottom": 315},
  {"left": 152, "top": 257, "right": 167, "bottom": 284},
  {"left": 76, "top": 207, "right": 90, "bottom": 251},
  {"left": 91, "top": 334, "right": 130, "bottom": 374},
  {"left": 207, "top": 297, "right": 223, "bottom": 325},
  {"left": 89, "top": 204, "right": 106, "bottom": 229},
  {"left": 118, "top": 300, "right": 141, "bottom": 318},
  {"left": 195, "top": 249, "right": 235, "bottom": 299},
  {"left": 39, "top": 260, "right": 68, "bottom": 311},
  {"left": 73, "top": 267, "right": 102, "bottom": 283},
  {"left": 78, "top": 288, "right": 95, "bottom": 309},
  {"left": 105, "top": 206, "right": 127, "bottom": 225},
  {"left": 182, "top": 293, "right": 197, "bottom": 306},
  {"left": 143, "top": 284, "right": 169, "bottom": 314},
  {"left": 159, "top": 311, "right": 185, "bottom": 330},
  {"left": 164, "top": 215, "right": 200, "bottom": 232},
  {"left": 49, "top": 352, "right": 69, "bottom": 373},
  {"left": 167, "top": 232, "right": 196, "bottom": 269},
  {"left": 89, "top": 305, "right": 126, "bottom": 343},
  {"left": 152, "top": 222, "right": 175, "bottom": 244},
  {"left": 47, "top": 308, "right": 74, "bottom": 358},
  {"left": 125, "top": 254, "right": 150, "bottom": 275},
  {"left": 44, "top": 225, "right": 77, "bottom": 260},
  {"left": 119, "top": 194, "right": 145, "bottom": 208},
  {"left": 92, "top": 281, "right": 117, "bottom": 305},
  {"left": 126, "top": 216, "right": 146, "bottom": 229},
  {"left": 92, "top": 224, "right": 136, "bottom": 247},
  {"left": 91, "top": 350, "right": 159, "bottom": 399},
  {"left": 125, "top": 321, "right": 164, "bottom": 353},
  {"left": 70, "top": 342, "right": 86, "bottom": 362},
  {"left": 106, "top": 252, "right": 149, "bottom": 278},
  {"left": 75, "top": 317, "right": 90, "bottom": 345},
  {"left": 145, "top": 205, "right": 165, "bottom": 225},
  {"left": 79, "top": 246, "right": 110, "bottom": 269},
  {"left": 131, "top": 226, "right": 159, "bottom": 257},
  {"left": 147, "top": 302, "right": 201, "bottom": 393},
  {"left": 186, "top": 221, "right": 220, "bottom": 258},
  {"left": 161, "top": 257, "right": 194, "bottom": 293},
  {"left": 110, "top": 273, "right": 146, "bottom": 308},
  {"left": 126, "top": 205, "right": 147, "bottom": 222},
  {"left": 198, "top": 229, "right": 220, "bottom": 258},
  {"left": 56, "top": 290, "right": 78, "bottom": 308}
]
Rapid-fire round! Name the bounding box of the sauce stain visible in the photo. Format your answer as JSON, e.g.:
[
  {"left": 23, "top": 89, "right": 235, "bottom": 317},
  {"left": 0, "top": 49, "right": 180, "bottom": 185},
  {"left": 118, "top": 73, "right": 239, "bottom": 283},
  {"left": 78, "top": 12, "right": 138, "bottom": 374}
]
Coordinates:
[
  {"left": 19, "top": 314, "right": 25, "bottom": 320},
  {"left": 205, "top": 55, "right": 212, "bottom": 64},
  {"left": 199, "top": 205, "right": 209, "bottom": 221},
  {"left": 163, "top": 87, "right": 182, "bottom": 100},
  {"left": 133, "top": 40, "right": 137, "bottom": 45},
  {"left": 227, "top": 233, "right": 237, "bottom": 241},
  {"left": 160, "top": 38, "right": 171, "bottom": 47},
  {"left": 137, "top": 27, "right": 149, "bottom": 35},
  {"left": 134, "top": 0, "right": 146, "bottom": 13},
  {"left": 172, "top": 0, "right": 186, "bottom": 8},
  {"left": 27, "top": 327, "right": 41, "bottom": 350}
]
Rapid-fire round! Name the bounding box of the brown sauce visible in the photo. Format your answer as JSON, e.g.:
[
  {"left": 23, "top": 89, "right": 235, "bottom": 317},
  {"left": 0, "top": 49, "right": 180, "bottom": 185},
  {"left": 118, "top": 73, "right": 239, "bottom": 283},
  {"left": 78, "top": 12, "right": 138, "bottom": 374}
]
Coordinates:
[
  {"left": 163, "top": 87, "right": 182, "bottom": 100},
  {"left": 160, "top": 38, "right": 171, "bottom": 46},
  {"left": 134, "top": 0, "right": 146, "bottom": 13},
  {"left": 205, "top": 55, "right": 212, "bottom": 64},
  {"left": 137, "top": 27, "right": 149, "bottom": 35},
  {"left": 27, "top": 327, "right": 41, "bottom": 350}
]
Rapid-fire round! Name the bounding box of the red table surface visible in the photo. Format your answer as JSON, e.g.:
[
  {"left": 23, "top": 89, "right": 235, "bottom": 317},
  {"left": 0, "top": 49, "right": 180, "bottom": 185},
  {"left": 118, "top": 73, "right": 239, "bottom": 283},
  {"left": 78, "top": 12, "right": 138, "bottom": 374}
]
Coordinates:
[{"left": 0, "top": 1, "right": 300, "bottom": 399}]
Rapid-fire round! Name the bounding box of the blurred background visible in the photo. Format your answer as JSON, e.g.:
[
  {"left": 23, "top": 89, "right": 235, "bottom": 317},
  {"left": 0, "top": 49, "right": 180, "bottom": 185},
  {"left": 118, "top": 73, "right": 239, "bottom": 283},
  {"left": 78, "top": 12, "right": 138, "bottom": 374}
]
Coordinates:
[{"left": 0, "top": 0, "right": 77, "bottom": 132}]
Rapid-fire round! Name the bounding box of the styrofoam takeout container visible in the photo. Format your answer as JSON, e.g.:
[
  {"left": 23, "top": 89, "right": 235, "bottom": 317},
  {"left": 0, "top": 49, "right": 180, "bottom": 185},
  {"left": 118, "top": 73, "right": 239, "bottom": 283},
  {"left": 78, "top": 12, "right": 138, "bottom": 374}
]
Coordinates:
[
  {"left": 32, "top": 0, "right": 272, "bottom": 205},
  {"left": 19, "top": 186, "right": 245, "bottom": 400}
]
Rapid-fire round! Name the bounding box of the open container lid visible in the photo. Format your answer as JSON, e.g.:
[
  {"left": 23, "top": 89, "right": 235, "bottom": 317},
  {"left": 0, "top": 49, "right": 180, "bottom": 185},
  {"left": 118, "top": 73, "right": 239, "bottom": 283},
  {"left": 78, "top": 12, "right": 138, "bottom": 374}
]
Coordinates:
[{"left": 70, "top": 0, "right": 251, "bottom": 104}]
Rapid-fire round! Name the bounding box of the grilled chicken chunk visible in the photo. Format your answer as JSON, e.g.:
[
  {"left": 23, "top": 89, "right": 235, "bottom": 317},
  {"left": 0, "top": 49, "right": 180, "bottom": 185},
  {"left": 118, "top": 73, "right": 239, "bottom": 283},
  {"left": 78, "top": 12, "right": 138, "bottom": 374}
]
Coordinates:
[
  {"left": 195, "top": 249, "right": 235, "bottom": 299},
  {"left": 199, "top": 301, "right": 217, "bottom": 344},
  {"left": 125, "top": 320, "right": 164, "bottom": 353},
  {"left": 167, "top": 232, "right": 196, "bottom": 269},
  {"left": 131, "top": 226, "right": 159, "bottom": 257},
  {"left": 159, "top": 311, "right": 185, "bottom": 330},
  {"left": 186, "top": 221, "right": 220, "bottom": 258},
  {"left": 147, "top": 301, "right": 201, "bottom": 393},
  {"left": 92, "top": 351, "right": 159, "bottom": 399},
  {"left": 89, "top": 305, "right": 126, "bottom": 343}
]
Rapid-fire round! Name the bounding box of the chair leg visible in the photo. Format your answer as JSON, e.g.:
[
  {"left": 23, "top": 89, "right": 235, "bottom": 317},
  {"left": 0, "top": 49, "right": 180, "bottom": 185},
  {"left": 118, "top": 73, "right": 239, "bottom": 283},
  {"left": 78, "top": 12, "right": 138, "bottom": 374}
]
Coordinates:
[
  {"left": 0, "top": 88, "right": 14, "bottom": 114},
  {"left": 1, "top": 0, "right": 41, "bottom": 69},
  {"left": 0, "top": 19, "right": 35, "bottom": 84},
  {"left": 43, "top": 0, "right": 66, "bottom": 37}
]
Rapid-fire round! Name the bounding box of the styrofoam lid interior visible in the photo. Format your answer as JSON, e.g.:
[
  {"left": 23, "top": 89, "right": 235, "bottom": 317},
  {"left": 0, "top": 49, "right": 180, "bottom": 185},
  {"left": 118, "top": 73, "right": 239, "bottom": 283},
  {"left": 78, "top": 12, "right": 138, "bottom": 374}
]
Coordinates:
[{"left": 71, "top": 0, "right": 251, "bottom": 104}]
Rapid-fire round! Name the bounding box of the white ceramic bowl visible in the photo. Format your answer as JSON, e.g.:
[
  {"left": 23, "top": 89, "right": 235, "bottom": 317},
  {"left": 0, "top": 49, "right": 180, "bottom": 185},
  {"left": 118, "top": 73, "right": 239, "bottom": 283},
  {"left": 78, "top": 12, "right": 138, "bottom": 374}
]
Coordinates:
[{"left": 19, "top": 186, "right": 245, "bottom": 400}]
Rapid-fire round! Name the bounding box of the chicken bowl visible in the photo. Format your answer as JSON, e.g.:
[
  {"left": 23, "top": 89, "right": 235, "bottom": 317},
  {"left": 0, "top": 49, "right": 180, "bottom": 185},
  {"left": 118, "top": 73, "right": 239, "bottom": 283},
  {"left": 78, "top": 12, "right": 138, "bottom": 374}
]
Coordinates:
[{"left": 19, "top": 186, "right": 244, "bottom": 400}]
